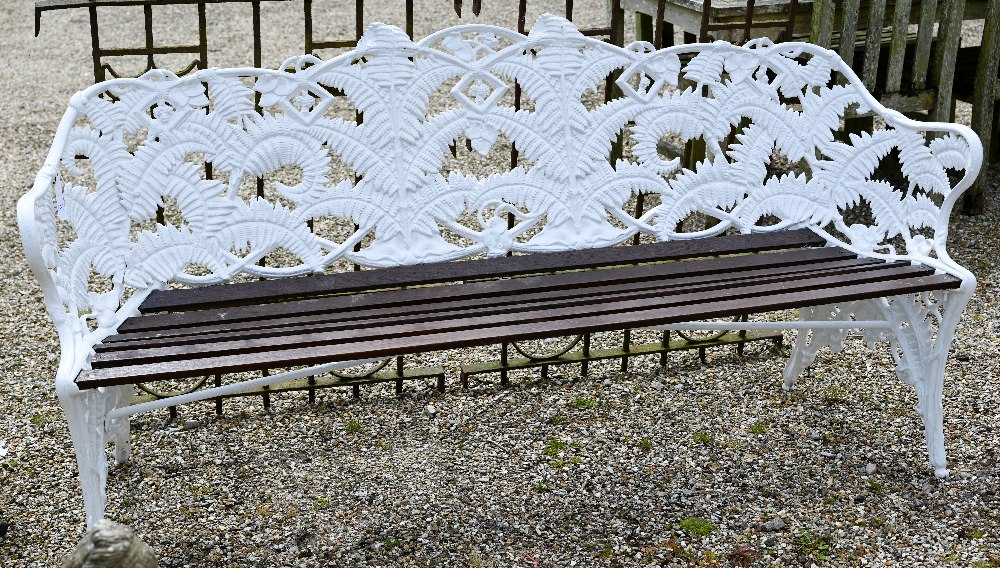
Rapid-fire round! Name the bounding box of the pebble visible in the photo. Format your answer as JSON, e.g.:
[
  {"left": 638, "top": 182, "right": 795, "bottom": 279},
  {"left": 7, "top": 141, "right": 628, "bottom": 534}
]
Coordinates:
[
  {"left": 761, "top": 517, "right": 786, "bottom": 532},
  {"left": 865, "top": 463, "right": 877, "bottom": 475},
  {"left": 425, "top": 404, "right": 437, "bottom": 416}
]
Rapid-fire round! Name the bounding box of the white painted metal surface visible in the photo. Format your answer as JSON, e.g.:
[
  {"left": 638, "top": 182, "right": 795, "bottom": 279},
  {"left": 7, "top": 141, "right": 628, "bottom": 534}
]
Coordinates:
[{"left": 17, "top": 15, "right": 981, "bottom": 527}]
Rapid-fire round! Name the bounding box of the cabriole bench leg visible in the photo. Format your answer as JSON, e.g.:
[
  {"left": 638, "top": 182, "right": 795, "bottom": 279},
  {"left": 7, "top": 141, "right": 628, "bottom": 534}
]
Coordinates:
[
  {"left": 58, "top": 386, "right": 110, "bottom": 528},
  {"left": 58, "top": 377, "right": 134, "bottom": 528},
  {"left": 783, "top": 289, "right": 972, "bottom": 479},
  {"left": 782, "top": 304, "right": 840, "bottom": 391},
  {"left": 873, "top": 289, "right": 974, "bottom": 480},
  {"left": 106, "top": 385, "right": 134, "bottom": 465}
]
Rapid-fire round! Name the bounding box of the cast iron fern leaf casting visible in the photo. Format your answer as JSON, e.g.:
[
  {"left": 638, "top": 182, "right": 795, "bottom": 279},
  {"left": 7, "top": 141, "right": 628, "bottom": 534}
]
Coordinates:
[{"left": 34, "top": 15, "right": 976, "bottom": 333}]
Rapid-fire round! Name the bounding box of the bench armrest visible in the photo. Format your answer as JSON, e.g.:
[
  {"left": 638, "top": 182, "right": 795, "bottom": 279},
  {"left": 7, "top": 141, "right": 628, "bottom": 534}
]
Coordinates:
[
  {"left": 811, "top": 54, "right": 982, "bottom": 285},
  {"left": 17, "top": 99, "right": 148, "bottom": 378},
  {"left": 17, "top": 105, "right": 77, "bottom": 338},
  {"left": 904, "top": 118, "right": 981, "bottom": 285}
]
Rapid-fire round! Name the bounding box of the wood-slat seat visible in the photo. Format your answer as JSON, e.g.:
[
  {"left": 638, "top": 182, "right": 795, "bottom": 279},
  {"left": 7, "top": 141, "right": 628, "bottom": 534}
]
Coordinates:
[{"left": 76, "top": 229, "right": 961, "bottom": 389}]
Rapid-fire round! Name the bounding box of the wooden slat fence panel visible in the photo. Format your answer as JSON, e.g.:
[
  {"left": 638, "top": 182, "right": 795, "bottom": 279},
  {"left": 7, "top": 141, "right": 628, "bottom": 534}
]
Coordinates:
[
  {"left": 885, "top": 0, "right": 914, "bottom": 93},
  {"left": 913, "top": 0, "right": 939, "bottom": 89},
  {"left": 931, "top": 0, "right": 967, "bottom": 121},
  {"left": 967, "top": 0, "right": 1000, "bottom": 213},
  {"left": 862, "top": 0, "right": 889, "bottom": 91},
  {"left": 838, "top": 0, "right": 862, "bottom": 67}
]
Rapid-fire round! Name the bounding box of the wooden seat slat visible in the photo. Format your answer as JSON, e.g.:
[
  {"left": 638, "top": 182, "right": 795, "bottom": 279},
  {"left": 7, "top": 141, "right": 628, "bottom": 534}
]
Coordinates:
[
  {"left": 88, "top": 264, "right": 942, "bottom": 369},
  {"left": 107, "top": 249, "right": 870, "bottom": 343},
  {"left": 77, "top": 272, "right": 961, "bottom": 388},
  {"left": 119, "top": 243, "right": 854, "bottom": 335},
  {"left": 98, "top": 256, "right": 895, "bottom": 352},
  {"left": 137, "top": 229, "right": 828, "bottom": 314}
]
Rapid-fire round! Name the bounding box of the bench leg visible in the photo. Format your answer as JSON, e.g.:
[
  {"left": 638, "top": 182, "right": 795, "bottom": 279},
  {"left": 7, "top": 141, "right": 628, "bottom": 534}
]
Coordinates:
[
  {"left": 871, "top": 290, "right": 973, "bottom": 479},
  {"left": 784, "top": 289, "right": 971, "bottom": 478},
  {"left": 59, "top": 386, "right": 110, "bottom": 528},
  {"left": 782, "top": 304, "right": 844, "bottom": 390},
  {"left": 106, "top": 385, "right": 134, "bottom": 465},
  {"left": 58, "top": 376, "right": 134, "bottom": 528}
]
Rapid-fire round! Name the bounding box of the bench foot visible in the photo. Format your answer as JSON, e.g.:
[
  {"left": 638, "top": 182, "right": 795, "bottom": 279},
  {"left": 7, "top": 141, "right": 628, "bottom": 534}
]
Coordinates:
[{"left": 922, "top": 396, "right": 950, "bottom": 477}]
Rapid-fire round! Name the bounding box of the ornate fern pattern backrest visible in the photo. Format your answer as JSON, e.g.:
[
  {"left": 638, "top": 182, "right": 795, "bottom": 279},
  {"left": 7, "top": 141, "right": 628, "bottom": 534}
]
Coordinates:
[{"left": 22, "top": 15, "right": 980, "bottom": 344}]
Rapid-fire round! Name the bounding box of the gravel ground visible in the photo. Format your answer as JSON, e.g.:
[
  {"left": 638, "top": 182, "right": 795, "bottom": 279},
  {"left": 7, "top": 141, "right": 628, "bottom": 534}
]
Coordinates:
[{"left": 1, "top": 1, "right": 999, "bottom": 566}]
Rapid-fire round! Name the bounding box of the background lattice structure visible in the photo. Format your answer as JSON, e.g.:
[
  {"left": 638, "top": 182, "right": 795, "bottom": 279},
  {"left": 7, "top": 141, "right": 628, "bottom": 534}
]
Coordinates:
[{"left": 35, "top": 1, "right": 292, "bottom": 80}]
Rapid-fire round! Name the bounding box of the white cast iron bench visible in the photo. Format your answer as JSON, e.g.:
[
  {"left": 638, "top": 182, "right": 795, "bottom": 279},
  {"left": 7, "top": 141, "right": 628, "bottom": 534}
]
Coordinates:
[{"left": 18, "top": 16, "right": 981, "bottom": 527}]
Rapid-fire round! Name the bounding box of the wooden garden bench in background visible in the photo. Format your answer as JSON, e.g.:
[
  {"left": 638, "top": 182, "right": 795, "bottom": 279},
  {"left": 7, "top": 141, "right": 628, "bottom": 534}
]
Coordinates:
[
  {"left": 627, "top": 0, "right": 972, "bottom": 121},
  {"left": 18, "top": 16, "right": 981, "bottom": 527}
]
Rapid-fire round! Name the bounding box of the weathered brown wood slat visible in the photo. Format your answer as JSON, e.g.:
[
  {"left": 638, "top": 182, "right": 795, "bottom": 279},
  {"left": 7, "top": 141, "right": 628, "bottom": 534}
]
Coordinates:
[
  {"left": 77, "top": 273, "right": 962, "bottom": 388},
  {"left": 862, "top": 0, "right": 889, "bottom": 91},
  {"left": 90, "top": 264, "right": 941, "bottom": 368},
  {"left": 810, "top": 0, "right": 835, "bottom": 48},
  {"left": 967, "top": 0, "right": 1000, "bottom": 213},
  {"left": 930, "top": 0, "right": 966, "bottom": 122},
  {"left": 913, "top": 0, "right": 939, "bottom": 89},
  {"left": 885, "top": 0, "right": 914, "bottom": 93},
  {"left": 838, "top": 0, "right": 862, "bottom": 66},
  {"left": 96, "top": 257, "right": 898, "bottom": 352},
  {"left": 104, "top": 255, "right": 880, "bottom": 347},
  {"left": 116, "top": 245, "right": 856, "bottom": 337},
  {"left": 137, "top": 229, "right": 827, "bottom": 313}
]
